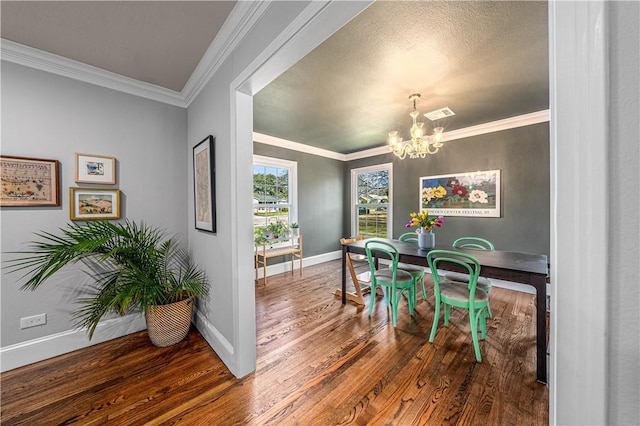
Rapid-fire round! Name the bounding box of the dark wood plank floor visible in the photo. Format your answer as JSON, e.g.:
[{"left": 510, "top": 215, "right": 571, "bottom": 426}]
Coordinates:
[{"left": 0, "top": 260, "right": 548, "bottom": 425}]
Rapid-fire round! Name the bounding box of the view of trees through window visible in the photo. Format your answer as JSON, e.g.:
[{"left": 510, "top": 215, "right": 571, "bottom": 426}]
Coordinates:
[
  {"left": 253, "top": 164, "right": 290, "bottom": 237},
  {"left": 356, "top": 168, "right": 390, "bottom": 238}
]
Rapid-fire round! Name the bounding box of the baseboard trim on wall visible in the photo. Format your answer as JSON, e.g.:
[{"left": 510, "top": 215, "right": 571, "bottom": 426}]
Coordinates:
[
  {"left": 192, "top": 307, "right": 237, "bottom": 374},
  {"left": 0, "top": 314, "right": 146, "bottom": 373},
  {"left": 255, "top": 250, "right": 342, "bottom": 279},
  {"left": 423, "top": 268, "right": 536, "bottom": 294}
]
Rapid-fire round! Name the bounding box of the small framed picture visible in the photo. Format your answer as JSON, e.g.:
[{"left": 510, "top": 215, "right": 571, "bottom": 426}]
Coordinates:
[
  {"left": 75, "top": 153, "right": 116, "bottom": 184},
  {"left": 193, "top": 135, "right": 216, "bottom": 233},
  {"left": 70, "top": 187, "right": 121, "bottom": 220},
  {"left": 0, "top": 155, "right": 60, "bottom": 206}
]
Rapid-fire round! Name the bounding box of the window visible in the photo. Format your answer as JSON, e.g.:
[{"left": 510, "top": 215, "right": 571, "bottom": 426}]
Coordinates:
[
  {"left": 351, "top": 163, "right": 392, "bottom": 238},
  {"left": 253, "top": 155, "right": 297, "bottom": 237}
]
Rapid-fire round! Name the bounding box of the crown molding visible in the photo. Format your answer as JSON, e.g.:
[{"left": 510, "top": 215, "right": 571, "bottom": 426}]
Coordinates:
[
  {"left": 344, "top": 109, "right": 551, "bottom": 161},
  {"left": 253, "top": 132, "right": 347, "bottom": 161},
  {"left": 0, "top": 1, "right": 269, "bottom": 108},
  {"left": 1, "top": 38, "right": 186, "bottom": 106},
  {"left": 182, "top": 1, "right": 271, "bottom": 106},
  {"left": 444, "top": 109, "right": 550, "bottom": 142},
  {"left": 255, "top": 110, "right": 550, "bottom": 162}
]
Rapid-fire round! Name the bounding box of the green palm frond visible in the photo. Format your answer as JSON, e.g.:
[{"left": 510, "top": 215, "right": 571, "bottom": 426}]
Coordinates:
[{"left": 5, "top": 220, "right": 209, "bottom": 339}]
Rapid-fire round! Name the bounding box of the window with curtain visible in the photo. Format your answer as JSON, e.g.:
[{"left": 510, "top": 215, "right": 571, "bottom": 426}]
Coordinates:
[{"left": 351, "top": 164, "right": 392, "bottom": 238}]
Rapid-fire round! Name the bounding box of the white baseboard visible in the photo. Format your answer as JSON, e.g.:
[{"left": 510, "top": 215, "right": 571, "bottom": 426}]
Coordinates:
[
  {"left": 424, "top": 268, "right": 536, "bottom": 294},
  {"left": 191, "top": 307, "right": 237, "bottom": 374},
  {"left": 255, "top": 249, "right": 342, "bottom": 279},
  {"left": 0, "top": 314, "right": 146, "bottom": 373}
]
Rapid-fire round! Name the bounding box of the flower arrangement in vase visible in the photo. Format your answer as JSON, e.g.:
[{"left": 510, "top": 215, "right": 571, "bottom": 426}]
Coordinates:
[{"left": 405, "top": 209, "right": 444, "bottom": 249}]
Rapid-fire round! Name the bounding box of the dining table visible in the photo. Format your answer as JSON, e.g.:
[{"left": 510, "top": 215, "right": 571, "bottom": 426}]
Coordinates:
[{"left": 341, "top": 238, "right": 549, "bottom": 384}]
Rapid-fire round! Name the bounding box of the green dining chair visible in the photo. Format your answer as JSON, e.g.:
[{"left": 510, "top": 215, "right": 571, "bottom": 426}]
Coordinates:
[
  {"left": 427, "top": 250, "right": 489, "bottom": 362},
  {"left": 443, "top": 237, "right": 495, "bottom": 318},
  {"left": 365, "top": 239, "right": 416, "bottom": 327},
  {"left": 395, "top": 232, "right": 428, "bottom": 300}
]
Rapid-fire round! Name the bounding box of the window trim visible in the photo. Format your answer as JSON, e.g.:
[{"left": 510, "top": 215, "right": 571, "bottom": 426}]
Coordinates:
[
  {"left": 350, "top": 163, "right": 393, "bottom": 238},
  {"left": 253, "top": 155, "right": 298, "bottom": 227}
]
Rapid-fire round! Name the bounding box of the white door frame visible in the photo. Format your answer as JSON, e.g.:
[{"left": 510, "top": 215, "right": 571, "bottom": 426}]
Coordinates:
[{"left": 228, "top": 2, "right": 609, "bottom": 424}]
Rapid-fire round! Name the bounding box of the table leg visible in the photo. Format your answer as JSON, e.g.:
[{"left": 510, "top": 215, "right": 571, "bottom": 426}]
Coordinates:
[
  {"left": 341, "top": 245, "right": 347, "bottom": 304},
  {"left": 534, "top": 275, "right": 548, "bottom": 383}
]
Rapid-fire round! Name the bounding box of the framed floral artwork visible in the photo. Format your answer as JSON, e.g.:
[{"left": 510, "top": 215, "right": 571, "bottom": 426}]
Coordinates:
[
  {"left": 419, "top": 170, "right": 501, "bottom": 217},
  {"left": 0, "top": 155, "right": 60, "bottom": 206},
  {"left": 75, "top": 153, "right": 116, "bottom": 184},
  {"left": 70, "top": 187, "right": 121, "bottom": 220},
  {"left": 193, "top": 135, "right": 216, "bottom": 233}
]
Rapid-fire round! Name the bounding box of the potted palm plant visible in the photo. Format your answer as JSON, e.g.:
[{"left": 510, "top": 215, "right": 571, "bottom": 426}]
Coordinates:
[{"left": 6, "top": 220, "right": 208, "bottom": 347}]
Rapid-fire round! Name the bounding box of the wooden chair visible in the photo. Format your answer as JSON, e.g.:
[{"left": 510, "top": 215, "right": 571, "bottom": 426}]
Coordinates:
[
  {"left": 335, "top": 236, "right": 371, "bottom": 305},
  {"left": 427, "top": 250, "right": 489, "bottom": 362}
]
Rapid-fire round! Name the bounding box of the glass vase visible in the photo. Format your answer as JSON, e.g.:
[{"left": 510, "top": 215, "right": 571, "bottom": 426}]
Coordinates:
[{"left": 418, "top": 229, "right": 435, "bottom": 249}]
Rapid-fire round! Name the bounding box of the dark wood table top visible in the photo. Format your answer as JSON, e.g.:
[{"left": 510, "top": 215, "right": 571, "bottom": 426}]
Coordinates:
[{"left": 344, "top": 238, "right": 548, "bottom": 277}]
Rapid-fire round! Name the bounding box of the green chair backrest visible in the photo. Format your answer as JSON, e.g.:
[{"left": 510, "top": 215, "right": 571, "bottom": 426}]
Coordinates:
[
  {"left": 398, "top": 232, "right": 419, "bottom": 242},
  {"left": 452, "top": 237, "right": 495, "bottom": 251},
  {"left": 364, "top": 239, "right": 400, "bottom": 278},
  {"left": 427, "top": 249, "right": 482, "bottom": 295}
]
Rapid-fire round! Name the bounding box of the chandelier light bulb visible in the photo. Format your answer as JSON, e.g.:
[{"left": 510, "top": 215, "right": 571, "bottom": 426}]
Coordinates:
[{"left": 388, "top": 94, "right": 448, "bottom": 159}]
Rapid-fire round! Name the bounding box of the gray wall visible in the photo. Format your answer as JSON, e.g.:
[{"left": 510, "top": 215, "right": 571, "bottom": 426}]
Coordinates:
[
  {"left": 254, "top": 143, "right": 344, "bottom": 258},
  {"left": 0, "top": 62, "right": 188, "bottom": 347},
  {"left": 186, "top": 1, "right": 315, "bottom": 376},
  {"left": 607, "top": 1, "right": 640, "bottom": 424},
  {"left": 346, "top": 123, "right": 551, "bottom": 257}
]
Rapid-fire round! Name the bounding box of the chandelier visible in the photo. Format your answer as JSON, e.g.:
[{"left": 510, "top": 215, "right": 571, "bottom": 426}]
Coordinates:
[{"left": 388, "top": 93, "right": 445, "bottom": 159}]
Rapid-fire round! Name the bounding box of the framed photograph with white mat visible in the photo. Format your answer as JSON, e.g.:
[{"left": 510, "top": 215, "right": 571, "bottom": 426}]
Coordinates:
[
  {"left": 75, "top": 153, "right": 116, "bottom": 184},
  {"left": 70, "top": 187, "right": 121, "bottom": 220}
]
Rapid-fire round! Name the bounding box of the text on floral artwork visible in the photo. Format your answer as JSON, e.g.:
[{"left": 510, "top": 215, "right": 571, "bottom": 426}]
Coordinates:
[{"left": 419, "top": 170, "right": 501, "bottom": 218}]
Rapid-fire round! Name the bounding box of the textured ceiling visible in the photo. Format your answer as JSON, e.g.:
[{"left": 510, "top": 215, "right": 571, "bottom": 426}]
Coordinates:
[
  {"left": 254, "top": 1, "right": 549, "bottom": 154},
  {"left": 1, "top": 1, "right": 549, "bottom": 155},
  {"left": 1, "top": 1, "right": 236, "bottom": 92}
]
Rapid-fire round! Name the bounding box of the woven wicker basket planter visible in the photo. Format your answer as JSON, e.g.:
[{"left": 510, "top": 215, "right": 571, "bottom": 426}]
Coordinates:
[{"left": 145, "top": 297, "right": 194, "bottom": 347}]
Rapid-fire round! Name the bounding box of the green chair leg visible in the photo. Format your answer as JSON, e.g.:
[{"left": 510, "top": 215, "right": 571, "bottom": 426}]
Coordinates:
[
  {"left": 429, "top": 299, "right": 441, "bottom": 342},
  {"left": 444, "top": 304, "right": 451, "bottom": 326},
  {"left": 479, "top": 309, "right": 487, "bottom": 339},
  {"left": 420, "top": 277, "right": 427, "bottom": 300},
  {"left": 485, "top": 303, "right": 493, "bottom": 319},
  {"left": 469, "top": 309, "right": 482, "bottom": 362}
]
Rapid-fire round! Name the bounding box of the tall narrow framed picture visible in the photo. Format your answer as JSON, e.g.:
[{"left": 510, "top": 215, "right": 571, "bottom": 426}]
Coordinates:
[
  {"left": 75, "top": 153, "right": 116, "bottom": 184},
  {"left": 193, "top": 135, "right": 216, "bottom": 233},
  {"left": 70, "top": 187, "right": 121, "bottom": 220},
  {"left": 420, "top": 169, "right": 501, "bottom": 217},
  {"left": 0, "top": 155, "right": 60, "bottom": 206}
]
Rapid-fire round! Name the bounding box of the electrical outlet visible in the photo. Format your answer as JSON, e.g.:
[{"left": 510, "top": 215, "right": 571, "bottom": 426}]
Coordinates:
[{"left": 20, "top": 313, "right": 47, "bottom": 329}]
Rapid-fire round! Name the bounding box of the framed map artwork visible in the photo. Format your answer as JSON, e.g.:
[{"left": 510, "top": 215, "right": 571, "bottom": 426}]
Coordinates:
[
  {"left": 0, "top": 155, "right": 60, "bottom": 206},
  {"left": 193, "top": 135, "right": 216, "bottom": 233}
]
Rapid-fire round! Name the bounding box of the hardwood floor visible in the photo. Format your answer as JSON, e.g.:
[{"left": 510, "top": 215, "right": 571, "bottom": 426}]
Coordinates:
[{"left": 0, "top": 260, "right": 548, "bottom": 425}]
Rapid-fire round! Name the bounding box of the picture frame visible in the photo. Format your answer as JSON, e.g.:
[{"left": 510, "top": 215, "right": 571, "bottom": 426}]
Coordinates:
[
  {"left": 0, "top": 155, "right": 61, "bottom": 206},
  {"left": 75, "top": 153, "right": 116, "bottom": 184},
  {"left": 70, "top": 187, "right": 121, "bottom": 220},
  {"left": 193, "top": 135, "right": 216, "bottom": 233},
  {"left": 419, "top": 169, "right": 501, "bottom": 218}
]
